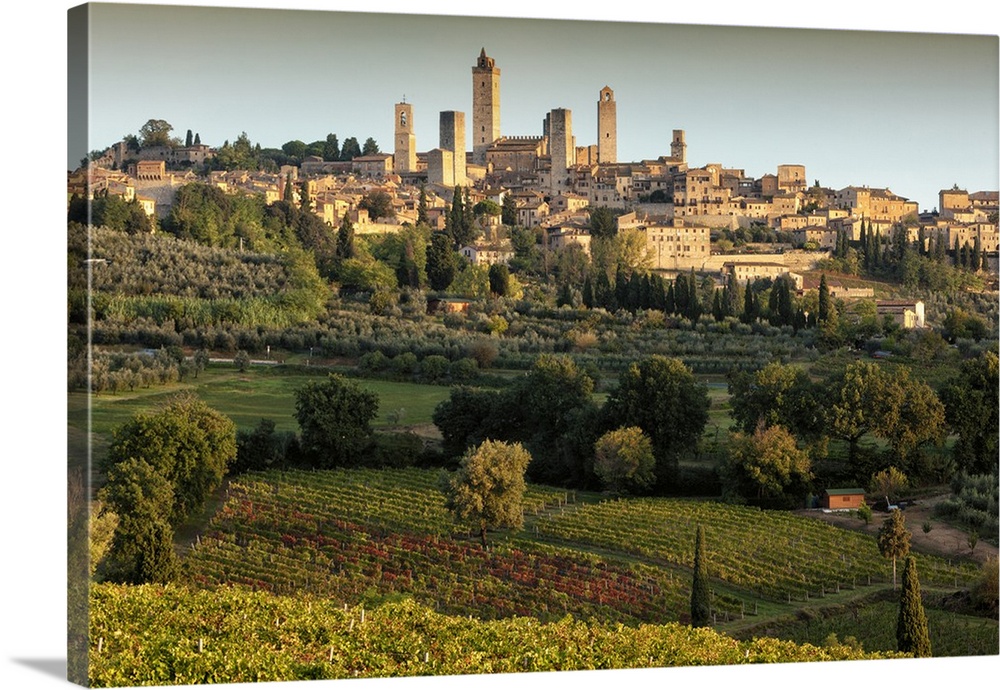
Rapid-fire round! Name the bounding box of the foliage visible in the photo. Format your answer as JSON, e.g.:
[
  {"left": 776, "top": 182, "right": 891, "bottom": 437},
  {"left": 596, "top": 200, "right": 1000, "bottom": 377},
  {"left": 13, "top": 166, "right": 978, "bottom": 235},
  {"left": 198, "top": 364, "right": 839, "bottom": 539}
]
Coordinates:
[
  {"left": 824, "top": 360, "right": 946, "bottom": 476},
  {"left": 103, "top": 394, "right": 237, "bottom": 525},
  {"left": 939, "top": 350, "right": 999, "bottom": 475},
  {"left": 603, "top": 356, "right": 710, "bottom": 491},
  {"left": 232, "top": 418, "right": 300, "bottom": 474},
  {"left": 88, "top": 583, "right": 898, "bottom": 687},
  {"left": 360, "top": 190, "right": 394, "bottom": 220},
  {"left": 896, "top": 556, "right": 932, "bottom": 657},
  {"left": 426, "top": 232, "right": 457, "bottom": 291},
  {"left": 488, "top": 263, "right": 510, "bottom": 297},
  {"left": 972, "top": 556, "right": 999, "bottom": 617},
  {"left": 593, "top": 427, "right": 656, "bottom": 495},
  {"left": 138, "top": 118, "right": 173, "bottom": 147},
  {"left": 68, "top": 192, "right": 154, "bottom": 234},
  {"left": 690, "top": 525, "right": 711, "bottom": 627},
  {"left": 933, "top": 472, "right": 999, "bottom": 542},
  {"left": 727, "top": 362, "right": 824, "bottom": 442},
  {"left": 877, "top": 509, "right": 911, "bottom": 588},
  {"left": 293, "top": 374, "right": 379, "bottom": 468},
  {"left": 442, "top": 440, "right": 532, "bottom": 547},
  {"left": 721, "top": 425, "right": 813, "bottom": 508},
  {"left": 869, "top": 466, "right": 909, "bottom": 504}
]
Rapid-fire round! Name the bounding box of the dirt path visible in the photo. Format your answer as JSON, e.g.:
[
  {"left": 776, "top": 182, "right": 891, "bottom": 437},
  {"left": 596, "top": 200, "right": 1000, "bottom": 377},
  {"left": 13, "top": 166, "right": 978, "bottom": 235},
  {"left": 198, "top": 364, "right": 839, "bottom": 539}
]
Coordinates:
[{"left": 795, "top": 494, "right": 998, "bottom": 566}]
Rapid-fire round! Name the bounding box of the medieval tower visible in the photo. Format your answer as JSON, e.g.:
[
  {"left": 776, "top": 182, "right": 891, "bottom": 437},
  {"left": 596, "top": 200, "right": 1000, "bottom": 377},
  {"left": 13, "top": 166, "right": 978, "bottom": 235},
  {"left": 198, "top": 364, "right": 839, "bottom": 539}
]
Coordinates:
[
  {"left": 472, "top": 48, "right": 500, "bottom": 166},
  {"left": 439, "top": 111, "right": 467, "bottom": 186},
  {"left": 548, "top": 108, "right": 575, "bottom": 196},
  {"left": 597, "top": 86, "right": 617, "bottom": 164},
  {"left": 394, "top": 102, "right": 416, "bottom": 173},
  {"left": 671, "top": 129, "right": 687, "bottom": 164}
]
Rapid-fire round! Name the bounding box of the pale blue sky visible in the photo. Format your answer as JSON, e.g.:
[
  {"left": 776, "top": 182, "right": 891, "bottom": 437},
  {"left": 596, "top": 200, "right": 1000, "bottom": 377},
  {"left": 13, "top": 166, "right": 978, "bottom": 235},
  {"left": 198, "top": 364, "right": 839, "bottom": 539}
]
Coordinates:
[{"left": 74, "top": 1, "right": 999, "bottom": 213}]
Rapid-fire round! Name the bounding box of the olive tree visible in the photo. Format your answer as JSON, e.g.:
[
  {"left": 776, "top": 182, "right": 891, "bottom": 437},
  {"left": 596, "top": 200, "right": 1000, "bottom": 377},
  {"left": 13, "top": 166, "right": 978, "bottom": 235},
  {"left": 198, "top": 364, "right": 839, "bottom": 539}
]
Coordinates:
[
  {"left": 442, "top": 440, "right": 531, "bottom": 548},
  {"left": 593, "top": 426, "right": 656, "bottom": 495}
]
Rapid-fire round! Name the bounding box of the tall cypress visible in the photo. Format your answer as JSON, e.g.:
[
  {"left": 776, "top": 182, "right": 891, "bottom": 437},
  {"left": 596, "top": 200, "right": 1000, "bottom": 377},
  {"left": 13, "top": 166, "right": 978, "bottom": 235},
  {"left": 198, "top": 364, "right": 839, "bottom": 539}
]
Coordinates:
[
  {"left": 582, "top": 275, "right": 595, "bottom": 309},
  {"left": 896, "top": 556, "right": 932, "bottom": 658},
  {"left": 690, "top": 525, "right": 711, "bottom": 627},
  {"left": 818, "top": 274, "right": 831, "bottom": 323}
]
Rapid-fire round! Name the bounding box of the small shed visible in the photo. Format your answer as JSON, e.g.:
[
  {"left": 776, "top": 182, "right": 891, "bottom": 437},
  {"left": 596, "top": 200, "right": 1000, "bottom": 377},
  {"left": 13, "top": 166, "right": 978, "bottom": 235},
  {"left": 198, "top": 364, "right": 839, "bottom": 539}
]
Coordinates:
[
  {"left": 427, "top": 297, "right": 472, "bottom": 315},
  {"left": 823, "top": 488, "right": 866, "bottom": 510}
]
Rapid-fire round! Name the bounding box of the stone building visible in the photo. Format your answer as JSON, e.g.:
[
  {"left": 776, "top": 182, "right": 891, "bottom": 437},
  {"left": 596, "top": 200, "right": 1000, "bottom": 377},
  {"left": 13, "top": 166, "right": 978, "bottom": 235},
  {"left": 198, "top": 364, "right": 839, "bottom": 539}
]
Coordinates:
[
  {"left": 597, "top": 86, "right": 617, "bottom": 164},
  {"left": 472, "top": 48, "right": 501, "bottom": 166},
  {"left": 394, "top": 102, "right": 416, "bottom": 174},
  {"left": 547, "top": 108, "right": 575, "bottom": 197},
  {"left": 439, "top": 111, "right": 466, "bottom": 186},
  {"left": 834, "top": 186, "right": 918, "bottom": 223},
  {"left": 876, "top": 300, "right": 925, "bottom": 329},
  {"left": 486, "top": 136, "right": 545, "bottom": 174},
  {"left": 644, "top": 220, "right": 711, "bottom": 270},
  {"left": 777, "top": 164, "right": 807, "bottom": 194},
  {"left": 427, "top": 149, "right": 455, "bottom": 188}
]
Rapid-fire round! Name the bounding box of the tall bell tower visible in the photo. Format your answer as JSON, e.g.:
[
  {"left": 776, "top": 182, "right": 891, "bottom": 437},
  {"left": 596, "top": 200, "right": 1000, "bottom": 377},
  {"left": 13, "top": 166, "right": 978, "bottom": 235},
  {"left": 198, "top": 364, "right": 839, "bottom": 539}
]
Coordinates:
[
  {"left": 472, "top": 48, "right": 500, "bottom": 166},
  {"left": 394, "top": 101, "right": 416, "bottom": 173},
  {"left": 597, "top": 86, "right": 617, "bottom": 164}
]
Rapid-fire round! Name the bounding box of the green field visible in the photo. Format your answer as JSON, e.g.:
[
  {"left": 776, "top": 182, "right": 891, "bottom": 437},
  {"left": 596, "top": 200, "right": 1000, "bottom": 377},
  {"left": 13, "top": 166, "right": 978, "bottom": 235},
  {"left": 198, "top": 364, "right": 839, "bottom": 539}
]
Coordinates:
[{"left": 72, "top": 365, "right": 455, "bottom": 441}]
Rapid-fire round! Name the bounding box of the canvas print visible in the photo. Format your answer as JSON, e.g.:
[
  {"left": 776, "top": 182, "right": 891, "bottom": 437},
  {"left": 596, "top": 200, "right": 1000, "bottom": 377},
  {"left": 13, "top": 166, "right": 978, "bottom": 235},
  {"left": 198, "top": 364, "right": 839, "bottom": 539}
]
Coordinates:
[{"left": 66, "top": 2, "right": 999, "bottom": 687}]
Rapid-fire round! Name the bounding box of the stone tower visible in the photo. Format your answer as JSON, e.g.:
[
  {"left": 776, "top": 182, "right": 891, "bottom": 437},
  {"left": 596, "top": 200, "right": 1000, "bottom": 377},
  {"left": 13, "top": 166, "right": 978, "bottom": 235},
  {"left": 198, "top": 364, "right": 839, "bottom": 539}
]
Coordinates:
[
  {"left": 472, "top": 48, "right": 500, "bottom": 166},
  {"left": 671, "top": 129, "right": 687, "bottom": 164},
  {"left": 394, "top": 102, "right": 416, "bottom": 173},
  {"left": 597, "top": 86, "right": 617, "bottom": 164},
  {"left": 440, "top": 111, "right": 467, "bottom": 186},
  {"left": 549, "top": 108, "right": 574, "bottom": 196}
]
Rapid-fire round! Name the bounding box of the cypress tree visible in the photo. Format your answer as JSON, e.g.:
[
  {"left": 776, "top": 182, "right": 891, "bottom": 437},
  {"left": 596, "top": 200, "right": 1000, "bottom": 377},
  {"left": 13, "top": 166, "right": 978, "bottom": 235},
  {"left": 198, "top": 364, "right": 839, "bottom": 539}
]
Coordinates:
[
  {"left": 712, "top": 290, "right": 725, "bottom": 322},
  {"left": 690, "top": 525, "right": 711, "bottom": 627},
  {"left": 818, "top": 274, "right": 831, "bottom": 323},
  {"left": 582, "top": 275, "right": 595, "bottom": 309},
  {"left": 741, "top": 279, "right": 755, "bottom": 324},
  {"left": 664, "top": 282, "right": 675, "bottom": 315},
  {"left": 417, "top": 184, "right": 430, "bottom": 227},
  {"left": 972, "top": 234, "right": 983, "bottom": 272},
  {"left": 896, "top": 556, "right": 932, "bottom": 658}
]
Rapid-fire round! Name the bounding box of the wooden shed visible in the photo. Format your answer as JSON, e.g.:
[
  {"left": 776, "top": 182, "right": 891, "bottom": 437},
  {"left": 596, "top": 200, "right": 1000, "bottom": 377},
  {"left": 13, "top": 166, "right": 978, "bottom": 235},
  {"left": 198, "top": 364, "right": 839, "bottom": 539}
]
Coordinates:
[{"left": 823, "top": 488, "right": 866, "bottom": 510}]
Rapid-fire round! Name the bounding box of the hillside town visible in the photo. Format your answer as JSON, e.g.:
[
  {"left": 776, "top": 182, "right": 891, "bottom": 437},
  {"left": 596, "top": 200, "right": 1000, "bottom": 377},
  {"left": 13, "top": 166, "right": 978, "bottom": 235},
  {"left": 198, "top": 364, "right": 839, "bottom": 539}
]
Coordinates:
[{"left": 69, "top": 48, "right": 999, "bottom": 307}]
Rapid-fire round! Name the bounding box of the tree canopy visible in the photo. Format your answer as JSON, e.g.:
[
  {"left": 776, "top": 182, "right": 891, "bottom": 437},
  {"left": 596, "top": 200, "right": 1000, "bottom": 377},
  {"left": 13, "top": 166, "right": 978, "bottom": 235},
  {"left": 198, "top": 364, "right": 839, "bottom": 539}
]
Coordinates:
[
  {"left": 294, "top": 374, "right": 379, "bottom": 467},
  {"left": 593, "top": 426, "right": 656, "bottom": 495},
  {"left": 940, "top": 350, "right": 999, "bottom": 475},
  {"left": 603, "top": 356, "right": 709, "bottom": 490},
  {"left": 103, "top": 394, "right": 237, "bottom": 525},
  {"left": 722, "top": 425, "right": 813, "bottom": 508},
  {"left": 442, "top": 440, "right": 531, "bottom": 548}
]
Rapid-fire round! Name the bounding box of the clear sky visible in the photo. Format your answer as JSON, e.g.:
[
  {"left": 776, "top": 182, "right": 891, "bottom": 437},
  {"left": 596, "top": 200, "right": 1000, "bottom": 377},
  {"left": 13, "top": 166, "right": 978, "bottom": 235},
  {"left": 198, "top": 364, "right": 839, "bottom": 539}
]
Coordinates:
[{"left": 74, "top": 1, "right": 999, "bottom": 213}]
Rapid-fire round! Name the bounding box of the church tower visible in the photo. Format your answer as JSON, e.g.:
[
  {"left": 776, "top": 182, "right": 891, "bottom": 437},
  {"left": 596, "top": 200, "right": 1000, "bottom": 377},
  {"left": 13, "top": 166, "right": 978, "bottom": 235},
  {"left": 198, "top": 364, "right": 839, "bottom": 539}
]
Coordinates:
[
  {"left": 597, "top": 86, "right": 617, "bottom": 164},
  {"left": 472, "top": 48, "right": 500, "bottom": 166},
  {"left": 394, "top": 102, "right": 416, "bottom": 173},
  {"left": 671, "top": 129, "right": 687, "bottom": 164}
]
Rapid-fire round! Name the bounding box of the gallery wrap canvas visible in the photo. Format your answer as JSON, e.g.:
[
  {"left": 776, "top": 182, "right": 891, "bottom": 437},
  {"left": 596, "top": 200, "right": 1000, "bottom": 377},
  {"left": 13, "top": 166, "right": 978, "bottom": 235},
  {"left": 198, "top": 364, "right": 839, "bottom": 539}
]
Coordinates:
[{"left": 59, "top": 1, "right": 1000, "bottom": 689}]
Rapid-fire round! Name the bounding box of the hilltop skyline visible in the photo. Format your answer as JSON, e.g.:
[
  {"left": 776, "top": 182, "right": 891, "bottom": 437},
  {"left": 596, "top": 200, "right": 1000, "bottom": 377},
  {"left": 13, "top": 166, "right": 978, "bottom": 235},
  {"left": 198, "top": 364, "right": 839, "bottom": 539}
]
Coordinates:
[{"left": 74, "top": 1, "right": 999, "bottom": 214}]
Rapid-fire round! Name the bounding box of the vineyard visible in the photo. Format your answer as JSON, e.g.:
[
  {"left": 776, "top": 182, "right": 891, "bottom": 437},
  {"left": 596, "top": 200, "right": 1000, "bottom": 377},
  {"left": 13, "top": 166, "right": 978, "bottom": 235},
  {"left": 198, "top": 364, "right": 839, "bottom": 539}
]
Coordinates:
[
  {"left": 532, "top": 496, "right": 981, "bottom": 601},
  {"left": 178, "top": 467, "right": 980, "bottom": 630},
  {"left": 181, "top": 468, "right": 722, "bottom": 624},
  {"left": 87, "top": 583, "right": 898, "bottom": 687}
]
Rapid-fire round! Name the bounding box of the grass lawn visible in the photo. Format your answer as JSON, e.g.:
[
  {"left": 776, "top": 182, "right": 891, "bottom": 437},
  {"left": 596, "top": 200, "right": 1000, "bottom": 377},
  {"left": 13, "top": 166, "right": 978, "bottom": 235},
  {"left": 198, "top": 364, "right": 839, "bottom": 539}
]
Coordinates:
[{"left": 73, "top": 365, "right": 455, "bottom": 447}]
